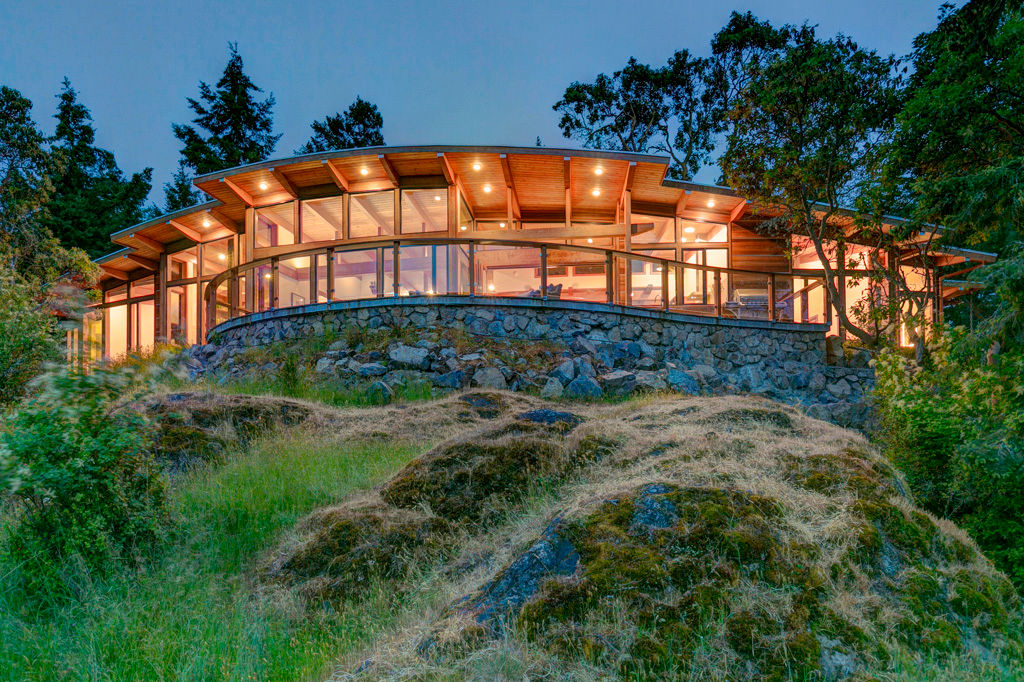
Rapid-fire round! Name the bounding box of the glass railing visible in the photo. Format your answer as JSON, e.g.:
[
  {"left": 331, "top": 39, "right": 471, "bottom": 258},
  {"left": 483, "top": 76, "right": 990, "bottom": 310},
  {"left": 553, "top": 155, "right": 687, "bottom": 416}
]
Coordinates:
[{"left": 203, "top": 238, "right": 831, "bottom": 334}]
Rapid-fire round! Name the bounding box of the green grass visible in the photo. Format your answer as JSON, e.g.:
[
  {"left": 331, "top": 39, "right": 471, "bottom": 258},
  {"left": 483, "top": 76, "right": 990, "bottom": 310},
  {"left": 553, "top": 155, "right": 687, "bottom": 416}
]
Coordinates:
[
  {"left": 0, "top": 430, "right": 424, "bottom": 681},
  {"left": 213, "top": 374, "right": 436, "bottom": 408}
]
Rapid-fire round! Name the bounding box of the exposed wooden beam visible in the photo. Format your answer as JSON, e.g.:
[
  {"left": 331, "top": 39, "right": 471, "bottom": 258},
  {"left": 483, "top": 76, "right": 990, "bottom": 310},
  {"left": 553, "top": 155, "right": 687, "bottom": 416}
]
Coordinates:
[
  {"left": 437, "top": 152, "right": 455, "bottom": 185},
  {"left": 675, "top": 190, "right": 690, "bottom": 215},
  {"left": 378, "top": 154, "right": 399, "bottom": 187},
  {"left": 306, "top": 201, "right": 344, "bottom": 233},
  {"left": 619, "top": 161, "right": 637, "bottom": 209},
  {"left": 323, "top": 159, "right": 350, "bottom": 192},
  {"left": 730, "top": 199, "right": 751, "bottom": 223},
  {"left": 101, "top": 265, "right": 129, "bottom": 280},
  {"left": 209, "top": 207, "right": 243, "bottom": 233},
  {"left": 167, "top": 219, "right": 202, "bottom": 242},
  {"left": 126, "top": 253, "right": 158, "bottom": 270},
  {"left": 498, "top": 154, "right": 520, "bottom": 221},
  {"left": 220, "top": 177, "right": 254, "bottom": 205},
  {"left": 351, "top": 193, "right": 392, "bottom": 229},
  {"left": 128, "top": 232, "right": 164, "bottom": 253},
  {"left": 270, "top": 168, "right": 298, "bottom": 199},
  {"left": 564, "top": 156, "right": 572, "bottom": 228}
]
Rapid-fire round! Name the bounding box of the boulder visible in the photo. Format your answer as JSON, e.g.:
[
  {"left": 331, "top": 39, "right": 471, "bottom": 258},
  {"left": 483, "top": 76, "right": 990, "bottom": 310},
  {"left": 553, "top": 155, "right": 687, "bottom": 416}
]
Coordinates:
[
  {"left": 433, "top": 369, "right": 466, "bottom": 390},
  {"left": 539, "top": 377, "right": 564, "bottom": 399},
  {"left": 666, "top": 369, "right": 700, "bottom": 395},
  {"left": 825, "top": 335, "right": 844, "bottom": 365},
  {"left": 364, "top": 381, "right": 395, "bottom": 405},
  {"left": 564, "top": 375, "right": 602, "bottom": 399},
  {"left": 473, "top": 366, "right": 508, "bottom": 390},
  {"left": 827, "top": 378, "right": 852, "bottom": 399},
  {"left": 357, "top": 362, "right": 388, "bottom": 377},
  {"left": 314, "top": 357, "right": 335, "bottom": 374},
  {"left": 600, "top": 370, "right": 636, "bottom": 396},
  {"left": 634, "top": 371, "right": 668, "bottom": 392},
  {"left": 389, "top": 343, "right": 431, "bottom": 370},
  {"left": 550, "top": 359, "right": 575, "bottom": 384}
]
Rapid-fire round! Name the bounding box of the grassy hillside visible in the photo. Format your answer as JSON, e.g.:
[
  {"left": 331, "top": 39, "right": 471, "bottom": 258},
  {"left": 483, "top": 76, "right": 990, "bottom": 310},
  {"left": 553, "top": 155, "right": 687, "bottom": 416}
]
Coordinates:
[{"left": 0, "top": 390, "right": 1021, "bottom": 681}]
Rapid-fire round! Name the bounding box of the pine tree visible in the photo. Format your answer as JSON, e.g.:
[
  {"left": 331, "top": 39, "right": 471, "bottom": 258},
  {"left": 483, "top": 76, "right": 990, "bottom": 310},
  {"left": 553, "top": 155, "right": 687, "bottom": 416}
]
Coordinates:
[
  {"left": 172, "top": 42, "right": 280, "bottom": 175},
  {"left": 42, "top": 79, "right": 153, "bottom": 257},
  {"left": 297, "top": 97, "right": 384, "bottom": 153},
  {"left": 163, "top": 161, "right": 201, "bottom": 212}
]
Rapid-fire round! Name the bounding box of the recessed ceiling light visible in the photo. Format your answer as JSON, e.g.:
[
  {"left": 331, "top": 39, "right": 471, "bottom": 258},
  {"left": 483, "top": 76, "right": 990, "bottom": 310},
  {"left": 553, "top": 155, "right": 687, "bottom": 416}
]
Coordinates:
[
  {"left": 587, "top": 238, "right": 593, "bottom": 244},
  {"left": 487, "top": 283, "right": 495, "bottom": 291},
  {"left": 472, "top": 162, "right": 482, "bottom": 171},
  {"left": 499, "top": 222, "right": 506, "bottom": 228},
  {"left": 594, "top": 167, "right": 604, "bottom": 176},
  {"left": 684, "top": 226, "right": 695, "bottom": 233},
  {"left": 259, "top": 181, "right": 268, "bottom": 190},
  {"left": 483, "top": 184, "right": 492, "bottom": 193},
  {"left": 434, "top": 195, "right": 441, "bottom": 201},
  {"left": 591, "top": 188, "right": 601, "bottom": 197},
  {"left": 360, "top": 167, "right": 369, "bottom": 176},
  {"left": 202, "top": 218, "right": 211, "bottom": 228},
  {"left": 460, "top": 225, "right": 467, "bottom": 231},
  {"left": 707, "top": 199, "right": 716, "bottom": 208},
  {"left": 218, "top": 253, "right": 226, "bottom": 261}
]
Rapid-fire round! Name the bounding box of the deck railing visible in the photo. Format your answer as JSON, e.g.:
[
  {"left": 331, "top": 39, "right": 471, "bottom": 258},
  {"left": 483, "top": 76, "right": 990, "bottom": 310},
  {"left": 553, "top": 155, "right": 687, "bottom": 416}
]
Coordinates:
[{"left": 203, "top": 238, "right": 831, "bottom": 335}]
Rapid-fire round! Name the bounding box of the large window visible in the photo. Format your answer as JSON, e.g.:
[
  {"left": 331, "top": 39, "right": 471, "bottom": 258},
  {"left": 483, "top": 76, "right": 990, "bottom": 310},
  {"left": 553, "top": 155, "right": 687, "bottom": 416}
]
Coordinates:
[
  {"left": 350, "top": 192, "right": 395, "bottom": 238},
  {"left": 401, "top": 190, "right": 447, "bottom": 233},
  {"left": 202, "top": 237, "right": 234, "bottom": 275},
  {"left": 679, "top": 221, "right": 727, "bottom": 245},
  {"left": 167, "top": 284, "right": 198, "bottom": 345},
  {"left": 632, "top": 215, "right": 674, "bottom": 244},
  {"left": 255, "top": 203, "right": 297, "bottom": 248},
  {"left": 302, "top": 196, "right": 344, "bottom": 242},
  {"left": 167, "top": 247, "right": 197, "bottom": 281}
]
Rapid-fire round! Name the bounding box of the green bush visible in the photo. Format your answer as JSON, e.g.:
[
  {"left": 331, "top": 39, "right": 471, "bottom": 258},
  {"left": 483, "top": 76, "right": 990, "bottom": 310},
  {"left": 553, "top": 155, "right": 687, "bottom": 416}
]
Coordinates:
[
  {"left": 0, "top": 269, "right": 61, "bottom": 405},
  {"left": 0, "top": 366, "right": 168, "bottom": 595},
  {"left": 875, "top": 327, "right": 1024, "bottom": 588}
]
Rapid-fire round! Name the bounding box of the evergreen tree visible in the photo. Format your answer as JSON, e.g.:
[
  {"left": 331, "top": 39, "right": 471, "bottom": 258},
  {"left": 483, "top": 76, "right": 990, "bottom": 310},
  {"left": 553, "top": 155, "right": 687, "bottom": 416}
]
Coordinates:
[
  {"left": 42, "top": 79, "right": 153, "bottom": 258},
  {"left": 163, "top": 160, "right": 201, "bottom": 212},
  {"left": 297, "top": 97, "right": 384, "bottom": 153},
  {"left": 172, "top": 42, "right": 280, "bottom": 175}
]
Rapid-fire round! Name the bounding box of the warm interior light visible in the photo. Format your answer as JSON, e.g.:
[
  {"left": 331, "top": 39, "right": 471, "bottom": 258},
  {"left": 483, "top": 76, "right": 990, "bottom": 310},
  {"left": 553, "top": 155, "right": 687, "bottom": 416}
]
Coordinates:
[
  {"left": 218, "top": 253, "right": 226, "bottom": 261},
  {"left": 264, "top": 272, "right": 271, "bottom": 279},
  {"left": 591, "top": 188, "right": 601, "bottom": 197},
  {"left": 587, "top": 238, "right": 593, "bottom": 244},
  {"left": 487, "top": 283, "right": 495, "bottom": 291},
  {"left": 499, "top": 222, "right": 506, "bottom": 228},
  {"left": 202, "top": 218, "right": 211, "bottom": 228},
  {"left": 460, "top": 225, "right": 467, "bottom": 231},
  {"left": 684, "top": 226, "right": 695, "bottom": 233},
  {"left": 707, "top": 199, "right": 716, "bottom": 208},
  {"left": 655, "top": 266, "right": 663, "bottom": 272},
  {"left": 360, "top": 167, "right": 369, "bottom": 176},
  {"left": 425, "top": 289, "right": 433, "bottom": 295},
  {"left": 483, "top": 184, "right": 492, "bottom": 193},
  {"left": 434, "top": 195, "right": 441, "bottom": 201},
  {"left": 594, "top": 167, "right": 604, "bottom": 175},
  {"left": 472, "top": 162, "right": 482, "bottom": 171},
  {"left": 680, "top": 237, "right": 688, "bottom": 243},
  {"left": 259, "top": 181, "right": 268, "bottom": 190}
]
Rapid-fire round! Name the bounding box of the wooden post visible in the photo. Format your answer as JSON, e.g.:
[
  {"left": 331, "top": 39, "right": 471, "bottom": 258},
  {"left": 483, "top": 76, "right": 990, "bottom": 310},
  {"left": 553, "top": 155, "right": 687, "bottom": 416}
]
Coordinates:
[
  {"left": 661, "top": 260, "right": 669, "bottom": 311},
  {"left": 768, "top": 273, "right": 776, "bottom": 322},
  {"left": 393, "top": 241, "right": 401, "bottom": 297},
  {"left": 715, "top": 270, "right": 723, "bottom": 318},
  {"left": 540, "top": 245, "right": 548, "bottom": 300},
  {"left": 606, "top": 251, "right": 614, "bottom": 304},
  {"left": 468, "top": 242, "right": 476, "bottom": 296},
  {"left": 326, "top": 248, "right": 335, "bottom": 301},
  {"left": 271, "top": 257, "right": 279, "bottom": 309}
]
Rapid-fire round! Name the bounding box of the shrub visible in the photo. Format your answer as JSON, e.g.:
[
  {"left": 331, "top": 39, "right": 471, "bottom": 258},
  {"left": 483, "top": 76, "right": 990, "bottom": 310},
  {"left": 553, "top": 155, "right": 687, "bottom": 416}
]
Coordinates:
[
  {"left": 0, "top": 270, "right": 61, "bottom": 405},
  {"left": 0, "top": 366, "right": 168, "bottom": 595}
]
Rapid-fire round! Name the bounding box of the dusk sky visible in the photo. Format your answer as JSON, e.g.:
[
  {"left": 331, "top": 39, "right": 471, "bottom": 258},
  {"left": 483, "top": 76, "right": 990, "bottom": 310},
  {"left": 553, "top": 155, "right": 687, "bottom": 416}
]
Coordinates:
[{"left": 1, "top": 0, "right": 950, "bottom": 202}]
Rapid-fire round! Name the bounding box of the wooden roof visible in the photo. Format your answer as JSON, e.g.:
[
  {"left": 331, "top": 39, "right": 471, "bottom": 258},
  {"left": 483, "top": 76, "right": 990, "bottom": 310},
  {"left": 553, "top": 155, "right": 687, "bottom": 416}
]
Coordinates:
[{"left": 94, "top": 145, "right": 994, "bottom": 286}]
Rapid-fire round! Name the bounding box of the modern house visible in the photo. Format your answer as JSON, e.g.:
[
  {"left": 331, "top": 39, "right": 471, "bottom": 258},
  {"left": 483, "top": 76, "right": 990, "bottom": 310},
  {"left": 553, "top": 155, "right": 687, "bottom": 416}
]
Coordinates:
[{"left": 75, "top": 145, "right": 994, "bottom": 361}]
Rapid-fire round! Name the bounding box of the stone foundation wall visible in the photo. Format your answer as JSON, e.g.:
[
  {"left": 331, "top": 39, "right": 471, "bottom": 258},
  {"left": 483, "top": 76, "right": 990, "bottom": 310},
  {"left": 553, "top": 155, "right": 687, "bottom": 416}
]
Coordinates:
[{"left": 204, "top": 296, "right": 874, "bottom": 414}]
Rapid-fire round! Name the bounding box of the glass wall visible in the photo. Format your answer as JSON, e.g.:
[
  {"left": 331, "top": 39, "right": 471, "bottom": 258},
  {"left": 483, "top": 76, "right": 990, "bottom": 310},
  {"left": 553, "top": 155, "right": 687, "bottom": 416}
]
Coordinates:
[
  {"left": 401, "top": 190, "right": 447, "bottom": 233},
  {"left": 632, "top": 215, "right": 674, "bottom": 245},
  {"left": 202, "top": 237, "right": 234, "bottom": 274},
  {"left": 167, "top": 283, "right": 198, "bottom": 345},
  {"left": 333, "top": 248, "right": 379, "bottom": 299},
  {"left": 255, "top": 203, "right": 297, "bottom": 248},
  {"left": 278, "top": 256, "right": 312, "bottom": 308},
  {"left": 350, "top": 192, "right": 395, "bottom": 238},
  {"left": 302, "top": 196, "right": 344, "bottom": 242},
  {"left": 458, "top": 195, "right": 474, "bottom": 234},
  {"left": 679, "top": 220, "right": 727, "bottom": 245},
  {"left": 475, "top": 244, "right": 542, "bottom": 296}
]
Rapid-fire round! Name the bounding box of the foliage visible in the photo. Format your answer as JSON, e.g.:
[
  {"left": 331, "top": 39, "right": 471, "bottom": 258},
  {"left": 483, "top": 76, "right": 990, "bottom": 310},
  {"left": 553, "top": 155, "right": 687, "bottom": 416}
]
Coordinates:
[
  {"left": 162, "top": 160, "right": 202, "bottom": 212},
  {"left": 41, "top": 79, "right": 153, "bottom": 258},
  {"left": 0, "top": 425, "right": 420, "bottom": 680},
  {"left": 874, "top": 249, "right": 1024, "bottom": 588},
  {"left": 553, "top": 52, "right": 722, "bottom": 180},
  {"left": 717, "top": 18, "right": 906, "bottom": 346},
  {"left": 171, "top": 42, "right": 280, "bottom": 177},
  {"left": 883, "top": 1, "right": 1024, "bottom": 252},
  {"left": 0, "top": 366, "right": 167, "bottom": 595},
  {"left": 298, "top": 96, "right": 384, "bottom": 153},
  {"left": 0, "top": 267, "right": 61, "bottom": 405}
]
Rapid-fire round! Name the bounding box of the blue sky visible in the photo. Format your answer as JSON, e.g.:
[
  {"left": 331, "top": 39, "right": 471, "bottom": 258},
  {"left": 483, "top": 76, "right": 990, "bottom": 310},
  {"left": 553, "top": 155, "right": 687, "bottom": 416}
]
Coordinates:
[{"left": 1, "top": 0, "right": 949, "bottom": 200}]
